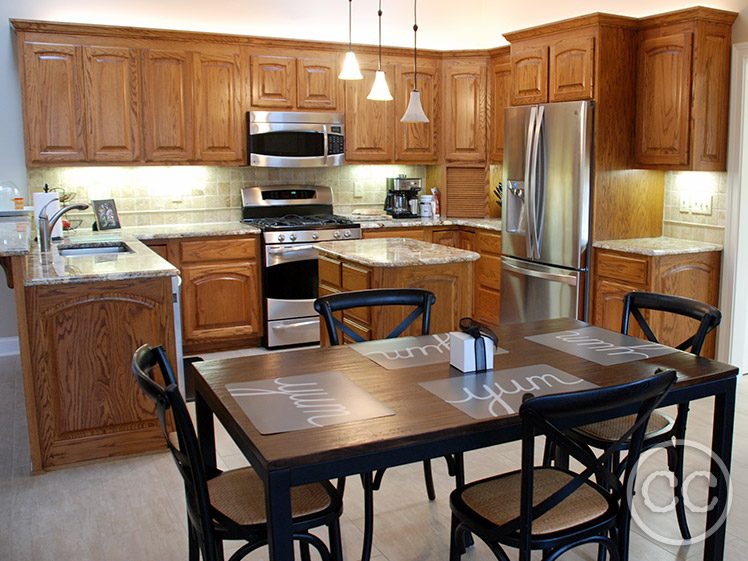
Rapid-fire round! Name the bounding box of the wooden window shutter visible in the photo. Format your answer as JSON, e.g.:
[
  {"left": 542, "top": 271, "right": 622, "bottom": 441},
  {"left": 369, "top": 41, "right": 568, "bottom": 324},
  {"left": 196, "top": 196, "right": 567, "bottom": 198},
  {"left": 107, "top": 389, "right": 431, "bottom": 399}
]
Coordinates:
[{"left": 445, "top": 167, "right": 488, "bottom": 218}]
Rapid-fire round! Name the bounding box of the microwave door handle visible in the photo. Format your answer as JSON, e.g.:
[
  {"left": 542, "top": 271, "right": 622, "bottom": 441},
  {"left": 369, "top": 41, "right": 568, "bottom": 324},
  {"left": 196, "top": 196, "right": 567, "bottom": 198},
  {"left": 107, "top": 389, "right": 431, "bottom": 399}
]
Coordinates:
[
  {"left": 323, "top": 125, "right": 329, "bottom": 158},
  {"left": 523, "top": 106, "right": 538, "bottom": 259},
  {"left": 530, "top": 105, "right": 545, "bottom": 261}
]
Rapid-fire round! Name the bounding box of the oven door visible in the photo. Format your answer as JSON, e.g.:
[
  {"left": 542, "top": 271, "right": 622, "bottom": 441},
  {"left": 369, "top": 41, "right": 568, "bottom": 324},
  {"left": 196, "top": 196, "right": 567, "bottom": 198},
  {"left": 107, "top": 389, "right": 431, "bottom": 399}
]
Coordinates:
[{"left": 264, "top": 243, "right": 320, "bottom": 347}]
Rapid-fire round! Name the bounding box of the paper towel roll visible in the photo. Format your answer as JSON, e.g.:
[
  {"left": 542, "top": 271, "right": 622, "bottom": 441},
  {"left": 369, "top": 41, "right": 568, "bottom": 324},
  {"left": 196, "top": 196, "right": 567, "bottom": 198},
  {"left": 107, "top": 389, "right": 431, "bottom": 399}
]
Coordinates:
[{"left": 33, "top": 192, "right": 62, "bottom": 239}]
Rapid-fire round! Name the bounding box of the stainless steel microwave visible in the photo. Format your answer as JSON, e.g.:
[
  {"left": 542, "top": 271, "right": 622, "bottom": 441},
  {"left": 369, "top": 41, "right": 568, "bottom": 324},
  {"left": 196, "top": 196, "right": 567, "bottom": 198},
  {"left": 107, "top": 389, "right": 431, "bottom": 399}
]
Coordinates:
[{"left": 248, "top": 111, "right": 345, "bottom": 167}]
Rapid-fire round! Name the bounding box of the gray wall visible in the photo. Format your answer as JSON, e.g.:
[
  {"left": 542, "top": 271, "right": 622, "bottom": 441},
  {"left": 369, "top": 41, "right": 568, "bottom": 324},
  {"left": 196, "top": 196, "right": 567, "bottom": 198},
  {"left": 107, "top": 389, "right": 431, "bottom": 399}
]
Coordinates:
[{"left": 734, "top": 6, "right": 748, "bottom": 44}]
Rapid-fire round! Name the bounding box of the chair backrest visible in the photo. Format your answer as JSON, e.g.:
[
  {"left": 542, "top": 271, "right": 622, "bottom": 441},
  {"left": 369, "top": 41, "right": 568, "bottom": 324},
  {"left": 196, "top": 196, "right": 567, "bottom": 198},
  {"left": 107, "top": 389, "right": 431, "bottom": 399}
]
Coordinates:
[
  {"left": 131, "top": 344, "right": 219, "bottom": 560},
  {"left": 499, "top": 369, "right": 677, "bottom": 549},
  {"left": 314, "top": 288, "right": 436, "bottom": 346},
  {"left": 622, "top": 292, "right": 721, "bottom": 356}
]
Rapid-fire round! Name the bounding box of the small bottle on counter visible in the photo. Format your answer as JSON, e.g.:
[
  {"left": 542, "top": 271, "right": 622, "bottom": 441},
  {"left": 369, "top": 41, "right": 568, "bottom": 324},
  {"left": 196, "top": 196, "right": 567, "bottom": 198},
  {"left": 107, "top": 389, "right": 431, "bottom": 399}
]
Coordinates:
[
  {"left": 420, "top": 195, "right": 433, "bottom": 218},
  {"left": 431, "top": 187, "right": 441, "bottom": 218}
]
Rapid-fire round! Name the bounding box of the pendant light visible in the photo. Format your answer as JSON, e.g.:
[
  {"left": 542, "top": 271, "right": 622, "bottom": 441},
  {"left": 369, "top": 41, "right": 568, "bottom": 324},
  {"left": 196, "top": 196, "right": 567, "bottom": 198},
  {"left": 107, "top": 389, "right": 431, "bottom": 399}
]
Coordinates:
[
  {"left": 367, "top": 0, "right": 393, "bottom": 101},
  {"left": 339, "top": 0, "right": 362, "bottom": 80},
  {"left": 401, "top": 0, "right": 429, "bottom": 122}
]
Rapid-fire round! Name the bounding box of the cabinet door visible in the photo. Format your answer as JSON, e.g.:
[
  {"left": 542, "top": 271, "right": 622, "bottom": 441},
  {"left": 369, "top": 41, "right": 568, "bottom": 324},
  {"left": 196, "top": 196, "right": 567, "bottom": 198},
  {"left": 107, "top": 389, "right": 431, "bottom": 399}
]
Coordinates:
[
  {"left": 510, "top": 45, "right": 548, "bottom": 105},
  {"left": 394, "top": 63, "right": 439, "bottom": 162},
  {"left": 474, "top": 230, "right": 501, "bottom": 325},
  {"left": 432, "top": 229, "right": 459, "bottom": 247},
  {"left": 142, "top": 49, "right": 194, "bottom": 162},
  {"left": 193, "top": 50, "right": 244, "bottom": 162},
  {"left": 489, "top": 60, "right": 511, "bottom": 163},
  {"left": 296, "top": 54, "right": 340, "bottom": 110},
  {"left": 345, "top": 57, "right": 394, "bottom": 162},
  {"left": 22, "top": 42, "right": 86, "bottom": 162},
  {"left": 635, "top": 32, "right": 693, "bottom": 167},
  {"left": 181, "top": 261, "right": 260, "bottom": 345},
  {"left": 82, "top": 46, "right": 141, "bottom": 162},
  {"left": 459, "top": 230, "right": 476, "bottom": 252},
  {"left": 443, "top": 58, "right": 487, "bottom": 162},
  {"left": 549, "top": 36, "right": 594, "bottom": 102},
  {"left": 251, "top": 55, "right": 295, "bottom": 109},
  {"left": 593, "top": 279, "right": 639, "bottom": 333}
]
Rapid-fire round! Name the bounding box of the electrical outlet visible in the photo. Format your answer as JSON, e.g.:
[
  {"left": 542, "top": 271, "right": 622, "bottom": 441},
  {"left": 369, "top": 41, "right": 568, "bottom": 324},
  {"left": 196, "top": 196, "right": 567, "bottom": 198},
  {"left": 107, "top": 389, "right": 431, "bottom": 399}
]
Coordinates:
[
  {"left": 679, "top": 193, "right": 691, "bottom": 213},
  {"left": 691, "top": 193, "right": 712, "bottom": 215},
  {"left": 354, "top": 181, "right": 363, "bottom": 198}
]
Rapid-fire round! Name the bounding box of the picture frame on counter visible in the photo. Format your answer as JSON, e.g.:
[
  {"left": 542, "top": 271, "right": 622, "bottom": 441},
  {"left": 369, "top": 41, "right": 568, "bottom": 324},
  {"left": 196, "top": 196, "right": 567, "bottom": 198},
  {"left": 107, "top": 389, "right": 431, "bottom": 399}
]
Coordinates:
[{"left": 92, "top": 199, "right": 121, "bottom": 231}]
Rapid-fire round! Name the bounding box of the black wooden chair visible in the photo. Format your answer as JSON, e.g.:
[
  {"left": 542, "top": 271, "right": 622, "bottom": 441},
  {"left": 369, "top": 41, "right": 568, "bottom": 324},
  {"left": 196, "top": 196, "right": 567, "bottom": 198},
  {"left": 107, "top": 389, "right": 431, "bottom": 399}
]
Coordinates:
[
  {"left": 315, "top": 288, "right": 450, "bottom": 561},
  {"left": 559, "top": 291, "right": 721, "bottom": 541},
  {"left": 450, "top": 368, "right": 677, "bottom": 561},
  {"left": 131, "top": 344, "right": 344, "bottom": 561}
]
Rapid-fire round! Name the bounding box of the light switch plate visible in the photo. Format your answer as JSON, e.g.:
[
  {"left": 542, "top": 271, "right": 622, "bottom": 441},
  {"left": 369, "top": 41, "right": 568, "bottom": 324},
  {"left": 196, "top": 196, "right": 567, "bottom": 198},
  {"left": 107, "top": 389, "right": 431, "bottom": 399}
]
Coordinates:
[
  {"left": 680, "top": 194, "right": 690, "bottom": 213},
  {"left": 691, "top": 193, "right": 712, "bottom": 215},
  {"left": 354, "top": 181, "right": 363, "bottom": 198}
]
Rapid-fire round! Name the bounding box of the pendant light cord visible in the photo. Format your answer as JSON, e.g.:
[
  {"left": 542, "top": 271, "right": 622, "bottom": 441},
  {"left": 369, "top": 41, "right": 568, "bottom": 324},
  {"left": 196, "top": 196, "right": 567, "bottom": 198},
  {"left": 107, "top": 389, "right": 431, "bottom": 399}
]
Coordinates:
[
  {"left": 413, "top": 0, "right": 418, "bottom": 91},
  {"left": 348, "top": 0, "right": 353, "bottom": 49},
  {"left": 377, "top": 0, "right": 383, "bottom": 71}
]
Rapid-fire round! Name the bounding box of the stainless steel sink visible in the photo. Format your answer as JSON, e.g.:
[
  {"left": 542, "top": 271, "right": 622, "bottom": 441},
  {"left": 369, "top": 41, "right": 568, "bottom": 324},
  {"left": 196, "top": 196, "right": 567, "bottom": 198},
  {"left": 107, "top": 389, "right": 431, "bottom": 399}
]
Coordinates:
[{"left": 57, "top": 242, "right": 133, "bottom": 257}]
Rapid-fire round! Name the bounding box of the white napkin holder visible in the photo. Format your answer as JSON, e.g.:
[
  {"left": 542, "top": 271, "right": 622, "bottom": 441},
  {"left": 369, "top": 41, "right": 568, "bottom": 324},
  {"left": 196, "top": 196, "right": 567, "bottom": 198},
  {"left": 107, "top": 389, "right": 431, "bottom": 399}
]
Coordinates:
[{"left": 449, "top": 331, "right": 494, "bottom": 373}]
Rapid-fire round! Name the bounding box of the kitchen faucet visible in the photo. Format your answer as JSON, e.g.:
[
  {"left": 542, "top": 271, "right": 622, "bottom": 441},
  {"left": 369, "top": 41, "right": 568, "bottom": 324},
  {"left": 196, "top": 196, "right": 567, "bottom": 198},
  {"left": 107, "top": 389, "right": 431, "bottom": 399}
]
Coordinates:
[{"left": 38, "top": 200, "right": 89, "bottom": 252}]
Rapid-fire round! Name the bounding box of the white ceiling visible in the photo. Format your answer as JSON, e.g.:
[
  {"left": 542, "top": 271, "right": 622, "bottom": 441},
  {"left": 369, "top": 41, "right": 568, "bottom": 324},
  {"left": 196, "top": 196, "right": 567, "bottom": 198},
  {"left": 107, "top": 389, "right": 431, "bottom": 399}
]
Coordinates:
[{"left": 18, "top": 0, "right": 748, "bottom": 49}]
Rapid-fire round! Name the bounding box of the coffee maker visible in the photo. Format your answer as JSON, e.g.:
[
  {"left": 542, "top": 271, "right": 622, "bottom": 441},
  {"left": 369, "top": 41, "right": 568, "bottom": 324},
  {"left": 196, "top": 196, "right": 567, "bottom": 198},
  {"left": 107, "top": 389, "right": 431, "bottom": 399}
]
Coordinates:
[{"left": 384, "top": 176, "right": 422, "bottom": 218}]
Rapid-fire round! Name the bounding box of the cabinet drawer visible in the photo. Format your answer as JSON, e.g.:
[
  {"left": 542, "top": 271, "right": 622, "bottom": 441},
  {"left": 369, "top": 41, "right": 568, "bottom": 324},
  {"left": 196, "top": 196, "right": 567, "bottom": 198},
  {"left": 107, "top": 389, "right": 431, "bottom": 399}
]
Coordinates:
[
  {"left": 342, "top": 263, "right": 371, "bottom": 324},
  {"left": 476, "top": 253, "right": 501, "bottom": 289},
  {"left": 181, "top": 238, "right": 257, "bottom": 263},
  {"left": 596, "top": 252, "right": 649, "bottom": 285},
  {"left": 318, "top": 255, "right": 342, "bottom": 288},
  {"left": 477, "top": 231, "right": 502, "bottom": 256}
]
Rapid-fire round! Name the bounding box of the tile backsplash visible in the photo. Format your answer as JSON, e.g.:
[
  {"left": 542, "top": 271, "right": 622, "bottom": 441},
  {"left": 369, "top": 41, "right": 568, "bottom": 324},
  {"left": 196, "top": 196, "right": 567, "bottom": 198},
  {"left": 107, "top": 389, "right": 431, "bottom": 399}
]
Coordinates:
[
  {"left": 26, "top": 165, "right": 427, "bottom": 229},
  {"left": 662, "top": 171, "right": 727, "bottom": 245}
]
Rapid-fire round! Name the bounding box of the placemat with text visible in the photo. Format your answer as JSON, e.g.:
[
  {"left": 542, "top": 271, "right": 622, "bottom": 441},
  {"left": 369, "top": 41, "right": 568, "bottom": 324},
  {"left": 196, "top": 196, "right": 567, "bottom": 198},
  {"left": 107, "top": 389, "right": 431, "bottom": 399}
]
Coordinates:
[
  {"left": 420, "top": 364, "right": 598, "bottom": 419},
  {"left": 350, "top": 333, "right": 509, "bottom": 370},
  {"left": 226, "top": 371, "right": 394, "bottom": 435},
  {"left": 525, "top": 326, "right": 677, "bottom": 366}
]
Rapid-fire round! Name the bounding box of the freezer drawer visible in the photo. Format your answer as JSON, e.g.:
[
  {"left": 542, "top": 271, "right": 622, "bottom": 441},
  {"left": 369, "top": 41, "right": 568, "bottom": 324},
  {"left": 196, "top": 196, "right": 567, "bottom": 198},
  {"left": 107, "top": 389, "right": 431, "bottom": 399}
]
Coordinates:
[{"left": 499, "top": 256, "right": 586, "bottom": 325}]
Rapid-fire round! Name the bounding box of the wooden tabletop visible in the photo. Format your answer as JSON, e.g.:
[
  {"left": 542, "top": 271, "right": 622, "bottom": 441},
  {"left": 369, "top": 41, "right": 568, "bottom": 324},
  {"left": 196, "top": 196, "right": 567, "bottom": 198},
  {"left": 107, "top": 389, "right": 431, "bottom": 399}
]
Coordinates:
[{"left": 192, "top": 318, "right": 738, "bottom": 477}]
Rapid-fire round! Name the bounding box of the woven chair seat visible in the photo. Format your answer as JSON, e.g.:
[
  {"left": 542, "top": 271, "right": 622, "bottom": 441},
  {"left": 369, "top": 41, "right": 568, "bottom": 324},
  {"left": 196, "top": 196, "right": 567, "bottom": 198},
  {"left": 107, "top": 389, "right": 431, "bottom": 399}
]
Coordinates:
[
  {"left": 575, "top": 411, "right": 673, "bottom": 443},
  {"left": 460, "top": 467, "right": 610, "bottom": 535},
  {"left": 208, "top": 467, "right": 333, "bottom": 526}
]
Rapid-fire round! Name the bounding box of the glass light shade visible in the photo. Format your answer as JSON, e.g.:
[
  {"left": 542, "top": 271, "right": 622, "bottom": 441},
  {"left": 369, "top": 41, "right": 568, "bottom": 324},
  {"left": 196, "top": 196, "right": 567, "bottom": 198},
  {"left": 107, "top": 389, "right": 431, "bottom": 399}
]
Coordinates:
[
  {"left": 401, "top": 90, "right": 429, "bottom": 122},
  {"left": 367, "top": 70, "right": 393, "bottom": 101},
  {"left": 339, "top": 51, "right": 363, "bottom": 80}
]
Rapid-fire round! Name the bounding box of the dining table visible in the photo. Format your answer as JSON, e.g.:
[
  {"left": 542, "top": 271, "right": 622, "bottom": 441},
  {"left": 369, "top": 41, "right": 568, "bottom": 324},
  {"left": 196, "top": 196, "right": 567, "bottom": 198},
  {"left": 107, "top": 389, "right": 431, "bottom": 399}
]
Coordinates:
[{"left": 191, "top": 317, "right": 738, "bottom": 561}]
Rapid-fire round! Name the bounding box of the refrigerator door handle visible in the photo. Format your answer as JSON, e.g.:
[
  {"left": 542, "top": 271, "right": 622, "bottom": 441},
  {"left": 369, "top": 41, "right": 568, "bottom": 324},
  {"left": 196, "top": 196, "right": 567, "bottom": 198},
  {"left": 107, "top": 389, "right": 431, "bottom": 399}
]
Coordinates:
[
  {"left": 524, "top": 106, "right": 538, "bottom": 258},
  {"left": 501, "top": 260, "right": 578, "bottom": 286},
  {"left": 529, "top": 105, "right": 544, "bottom": 260}
]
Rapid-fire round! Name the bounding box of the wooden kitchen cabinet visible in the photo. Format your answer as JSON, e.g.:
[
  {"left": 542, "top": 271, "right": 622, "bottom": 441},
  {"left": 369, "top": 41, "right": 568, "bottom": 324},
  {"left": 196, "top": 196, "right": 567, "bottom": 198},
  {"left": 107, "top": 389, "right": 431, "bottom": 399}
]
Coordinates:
[
  {"left": 179, "top": 236, "right": 262, "bottom": 353},
  {"left": 442, "top": 57, "right": 488, "bottom": 162},
  {"left": 591, "top": 247, "right": 722, "bottom": 358},
  {"left": 635, "top": 8, "right": 736, "bottom": 170},
  {"left": 25, "top": 275, "right": 177, "bottom": 469},
  {"left": 489, "top": 49, "right": 511, "bottom": 163},
  {"left": 362, "top": 228, "right": 425, "bottom": 240},
  {"left": 394, "top": 61, "right": 440, "bottom": 162},
  {"left": 250, "top": 50, "right": 342, "bottom": 111},
  {"left": 474, "top": 230, "right": 501, "bottom": 326},
  {"left": 510, "top": 44, "right": 548, "bottom": 105}
]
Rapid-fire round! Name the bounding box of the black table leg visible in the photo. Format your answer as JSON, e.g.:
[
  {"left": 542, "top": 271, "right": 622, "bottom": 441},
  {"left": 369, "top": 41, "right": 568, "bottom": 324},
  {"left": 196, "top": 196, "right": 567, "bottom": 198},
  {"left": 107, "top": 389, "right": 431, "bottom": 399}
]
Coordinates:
[
  {"left": 195, "top": 391, "right": 216, "bottom": 470},
  {"left": 703, "top": 378, "right": 736, "bottom": 561},
  {"left": 266, "top": 469, "right": 295, "bottom": 561}
]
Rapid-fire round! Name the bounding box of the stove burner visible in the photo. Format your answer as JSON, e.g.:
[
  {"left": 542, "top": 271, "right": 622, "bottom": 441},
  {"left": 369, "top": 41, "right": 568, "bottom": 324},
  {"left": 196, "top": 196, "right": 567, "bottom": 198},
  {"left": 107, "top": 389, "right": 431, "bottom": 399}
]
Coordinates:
[{"left": 244, "top": 214, "right": 356, "bottom": 230}]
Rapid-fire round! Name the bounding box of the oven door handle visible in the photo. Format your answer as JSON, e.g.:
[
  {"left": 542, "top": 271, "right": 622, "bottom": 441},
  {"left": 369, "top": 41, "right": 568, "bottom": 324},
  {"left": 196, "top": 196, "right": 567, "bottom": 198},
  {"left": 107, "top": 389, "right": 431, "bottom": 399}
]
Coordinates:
[{"left": 265, "top": 244, "right": 318, "bottom": 266}]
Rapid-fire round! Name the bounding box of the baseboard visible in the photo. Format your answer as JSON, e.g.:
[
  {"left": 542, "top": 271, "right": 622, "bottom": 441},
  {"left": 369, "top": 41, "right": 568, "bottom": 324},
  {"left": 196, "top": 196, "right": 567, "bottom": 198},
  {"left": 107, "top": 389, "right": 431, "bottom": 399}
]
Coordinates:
[{"left": 0, "top": 336, "right": 20, "bottom": 356}]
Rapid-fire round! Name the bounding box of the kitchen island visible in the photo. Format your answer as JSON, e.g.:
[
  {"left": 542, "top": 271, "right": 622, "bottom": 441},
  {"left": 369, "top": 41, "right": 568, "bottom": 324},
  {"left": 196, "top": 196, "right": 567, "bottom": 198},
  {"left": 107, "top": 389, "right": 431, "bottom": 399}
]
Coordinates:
[{"left": 315, "top": 237, "right": 480, "bottom": 345}]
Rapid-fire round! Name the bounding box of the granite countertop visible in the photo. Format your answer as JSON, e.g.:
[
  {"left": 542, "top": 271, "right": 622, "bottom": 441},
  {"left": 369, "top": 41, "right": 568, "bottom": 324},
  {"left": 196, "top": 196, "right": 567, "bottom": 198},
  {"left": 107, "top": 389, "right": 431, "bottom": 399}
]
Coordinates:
[
  {"left": 314, "top": 237, "right": 480, "bottom": 267},
  {"left": 593, "top": 237, "right": 723, "bottom": 256},
  {"left": 24, "top": 231, "right": 179, "bottom": 286},
  {"left": 0, "top": 216, "right": 33, "bottom": 256},
  {"left": 123, "top": 221, "right": 260, "bottom": 239},
  {"left": 343, "top": 215, "right": 502, "bottom": 232}
]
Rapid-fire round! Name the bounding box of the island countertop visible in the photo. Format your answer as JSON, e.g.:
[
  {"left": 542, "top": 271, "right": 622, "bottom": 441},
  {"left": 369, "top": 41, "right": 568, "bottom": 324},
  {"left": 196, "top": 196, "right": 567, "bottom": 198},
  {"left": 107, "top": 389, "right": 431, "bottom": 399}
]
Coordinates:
[{"left": 314, "top": 237, "right": 480, "bottom": 268}]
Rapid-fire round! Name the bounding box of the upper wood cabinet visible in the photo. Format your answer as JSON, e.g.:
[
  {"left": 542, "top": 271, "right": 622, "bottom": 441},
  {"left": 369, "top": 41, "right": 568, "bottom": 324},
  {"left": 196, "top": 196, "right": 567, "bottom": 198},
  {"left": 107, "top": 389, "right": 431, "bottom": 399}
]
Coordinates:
[
  {"left": 21, "top": 42, "right": 141, "bottom": 163},
  {"left": 635, "top": 9, "right": 736, "bottom": 171},
  {"left": 442, "top": 57, "right": 487, "bottom": 162},
  {"left": 489, "top": 49, "right": 511, "bottom": 163},
  {"left": 345, "top": 56, "right": 395, "bottom": 162},
  {"left": 394, "top": 62, "right": 439, "bottom": 162},
  {"left": 509, "top": 34, "right": 594, "bottom": 105},
  {"left": 250, "top": 50, "right": 342, "bottom": 111}
]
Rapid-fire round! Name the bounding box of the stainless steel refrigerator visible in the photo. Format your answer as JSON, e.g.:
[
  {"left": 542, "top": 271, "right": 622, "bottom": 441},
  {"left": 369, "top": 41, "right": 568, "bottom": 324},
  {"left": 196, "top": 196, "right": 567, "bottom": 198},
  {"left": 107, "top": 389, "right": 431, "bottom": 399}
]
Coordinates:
[{"left": 500, "top": 100, "right": 593, "bottom": 324}]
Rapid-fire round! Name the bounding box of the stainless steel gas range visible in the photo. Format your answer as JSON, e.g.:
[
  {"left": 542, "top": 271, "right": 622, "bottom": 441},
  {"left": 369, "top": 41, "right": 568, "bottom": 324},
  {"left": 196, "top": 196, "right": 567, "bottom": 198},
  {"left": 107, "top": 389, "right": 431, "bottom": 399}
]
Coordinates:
[{"left": 241, "top": 185, "right": 362, "bottom": 348}]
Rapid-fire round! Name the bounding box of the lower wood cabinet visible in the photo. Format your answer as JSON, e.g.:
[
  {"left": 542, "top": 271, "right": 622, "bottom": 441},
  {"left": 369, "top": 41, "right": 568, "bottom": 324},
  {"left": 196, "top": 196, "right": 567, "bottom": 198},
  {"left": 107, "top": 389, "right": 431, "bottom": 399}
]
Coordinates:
[
  {"left": 362, "top": 228, "right": 425, "bottom": 240},
  {"left": 25, "top": 276, "right": 177, "bottom": 470},
  {"left": 591, "top": 248, "right": 721, "bottom": 358}
]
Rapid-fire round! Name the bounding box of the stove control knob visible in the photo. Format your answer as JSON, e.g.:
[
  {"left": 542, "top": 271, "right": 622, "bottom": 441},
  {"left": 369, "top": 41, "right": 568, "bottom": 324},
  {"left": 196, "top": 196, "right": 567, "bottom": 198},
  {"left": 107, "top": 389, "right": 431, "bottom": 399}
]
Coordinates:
[
  {"left": 277, "top": 234, "right": 285, "bottom": 242},
  {"left": 290, "top": 233, "right": 297, "bottom": 241},
  {"left": 312, "top": 232, "right": 319, "bottom": 240},
  {"left": 333, "top": 231, "right": 341, "bottom": 239},
  {"left": 344, "top": 231, "right": 352, "bottom": 238}
]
